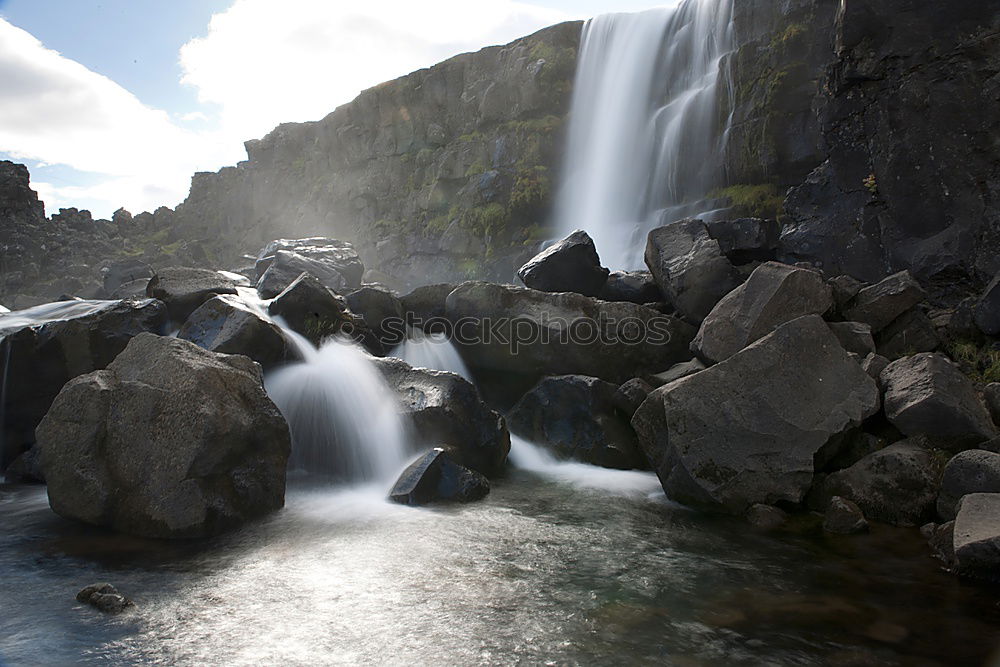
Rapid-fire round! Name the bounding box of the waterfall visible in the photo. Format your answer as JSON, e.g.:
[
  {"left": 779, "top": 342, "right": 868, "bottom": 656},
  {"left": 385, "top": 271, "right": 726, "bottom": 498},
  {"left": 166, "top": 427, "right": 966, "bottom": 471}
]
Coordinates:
[
  {"left": 392, "top": 328, "right": 473, "bottom": 382},
  {"left": 265, "top": 324, "right": 411, "bottom": 485},
  {"left": 553, "top": 0, "right": 735, "bottom": 269}
]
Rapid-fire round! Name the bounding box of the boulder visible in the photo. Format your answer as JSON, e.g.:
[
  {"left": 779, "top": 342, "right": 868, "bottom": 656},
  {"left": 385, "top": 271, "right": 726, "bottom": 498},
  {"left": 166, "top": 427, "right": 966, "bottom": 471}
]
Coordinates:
[
  {"left": 817, "top": 438, "right": 945, "bottom": 526},
  {"left": 178, "top": 295, "right": 300, "bottom": 370},
  {"left": 647, "top": 359, "right": 706, "bottom": 387},
  {"left": 507, "top": 375, "right": 642, "bottom": 470},
  {"left": 0, "top": 299, "right": 168, "bottom": 468},
  {"left": 388, "top": 448, "right": 489, "bottom": 506},
  {"left": 705, "top": 218, "right": 781, "bottom": 265},
  {"left": 372, "top": 356, "right": 509, "bottom": 476},
  {"left": 400, "top": 283, "right": 456, "bottom": 332},
  {"left": 36, "top": 334, "right": 290, "bottom": 539},
  {"left": 102, "top": 259, "right": 153, "bottom": 296},
  {"left": 844, "top": 271, "right": 925, "bottom": 332},
  {"left": 821, "top": 431, "right": 887, "bottom": 473},
  {"left": 598, "top": 271, "right": 662, "bottom": 304},
  {"left": 255, "top": 238, "right": 364, "bottom": 294},
  {"left": 517, "top": 230, "right": 609, "bottom": 297},
  {"left": 985, "top": 383, "right": 1000, "bottom": 427},
  {"left": 76, "top": 583, "right": 134, "bottom": 614},
  {"left": 257, "top": 250, "right": 346, "bottom": 299},
  {"left": 952, "top": 493, "right": 1000, "bottom": 579},
  {"left": 612, "top": 378, "right": 655, "bottom": 419},
  {"left": 345, "top": 287, "right": 406, "bottom": 355},
  {"left": 827, "top": 321, "right": 876, "bottom": 356},
  {"left": 937, "top": 450, "right": 1000, "bottom": 521},
  {"left": 633, "top": 315, "right": 880, "bottom": 513},
  {"left": 923, "top": 521, "right": 956, "bottom": 566},
  {"left": 444, "top": 282, "right": 696, "bottom": 385},
  {"left": 644, "top": 219, "right": 741, "bottom": 322},
  {"left": 823, "top": 496, "right": 869, "bottom": 534},
  {"left": 110, "top": 278, "right": 151, "bottom": 300},
  {"left": 267, "top": 272, "right": 359, "bottom": 347},
  {"left": 745, "top": 504, "right": 788, "bottom": 531},
  {"left": 4, "top": 447, "right": 43, "bottom": 483},
  {"left": 875, "top": 309, "right": 939, "bottom": 360},
  {"left": 973, "top": 273, "right": 1000, "bottom": 336},
  {"left": 860, "top": 353, "right": 891, "bottom": 381},
  {"left": 829, "top": 275, "right": 864, "bottom": 313},
  {"left": 146, "top": 267, "right": 238, "bottom": 323},
  {"left": 692, "top": 262, "right": 834, "bottom": 364},
  {"left": 880, "top": 353, "right": 997, "bottom": 447}
]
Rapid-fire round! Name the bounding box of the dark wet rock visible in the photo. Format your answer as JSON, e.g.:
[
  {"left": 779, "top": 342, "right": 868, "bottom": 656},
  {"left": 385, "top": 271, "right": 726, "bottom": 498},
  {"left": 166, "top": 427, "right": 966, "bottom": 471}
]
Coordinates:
[
  {"left": 827, "top": 321, "right": 876, "bottom": 356},
  {"left": 444, "top": 282, "right": 696, "bottom": 385},
  {"left": 372, "top": 356, "right": 509, "bottom": 476},
  {"left": 843, "top": 271, "right": 925, "bottom": 333},
  {"left": 0, "top": 299, "right": 168, "bottom": 468},
  {"left": 102, "top": 259, "right": 153, "bottom": 297},
  {"left": 110, "top": 278, "right": 152, "bottom": 300},
  {"left": 255, "top": 238, "right": 364, "bottom": 295},
  {"left": 146, "top": 267, "right": 238, "bottom": 324},
  {"left": 705, "top": 218, "right": 781, "bottom": 265},
  {"left": 4, "top": 447, "right": 43, "bottom": 483},
  {"left": 598, "top": 271, "right": 662, "bottom": 304},
  {"left": 644, "top": 219, "right": 741, "bottom": 323},
  {"left": 36, "top": 334, "right": 290, "bottom": 539},
  {"left": 178, "top": 295, "right": 300, "bottom": 371},
  {"left": 860, "top": 353, "right": 890, "bottom": 382},
  {"left": 875, "top": 309, "right": 939, "bottom": 361},
  {"left": 974, "top": 273, "right": 1000, "bottom": 336},
  {"left": 937, "top": 450, "right": 1000, "bottom": 521},
  {"left": 76, "top": 583, "right": 134, "bottom": 614},
  {"left": 829, "top": 275, "right": 864, "bottom": 313},
  {"left": 507, "top": 375, "right": 642, "bottom": 470},
  {"left": 634, "top": 315, "right": 880, "bottom": 513},
  {"left": 646, "top": 359, "right": 706, "bottom": 387},
  {"left": 823, "top": 496, "right": 869, "bottom": 535},
  {"left": 692, "top": 262, "right": 833, "bottom": 364},
  {"left": 345, "top": 287, "right": 406, "bottom": 354},
  {"left": 923, "top": 521, "right": 956, "bottom": 566},
  {"left": 817, "top": 438, "right": 945, "bottom": 527},
  {"left": 613, "top": 378, "right": 655, "bottom": 420},
  {"left": 746, "top": 504, "right": 788, "bottom": 531},
  {"left": 388, "top": 448, "right": 489, "bottom": 506},
  {"left": 517, "top": 230, "right": 609, "bottom": 298},
  {"left": 267, "top": 272, "right": 359, "bottom": 347},
  {"left": 880, "top": 353, "right": 997, "bottom": 448},
  {"left": 953, "top": 493, "right": 1000, "bottom": 580}
]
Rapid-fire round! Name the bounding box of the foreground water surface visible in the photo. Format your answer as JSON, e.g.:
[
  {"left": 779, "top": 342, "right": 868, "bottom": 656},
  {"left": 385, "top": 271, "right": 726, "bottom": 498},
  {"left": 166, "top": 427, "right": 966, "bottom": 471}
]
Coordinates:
[{"left": 2, "top": 462, "right": 999, "bottom": 666}]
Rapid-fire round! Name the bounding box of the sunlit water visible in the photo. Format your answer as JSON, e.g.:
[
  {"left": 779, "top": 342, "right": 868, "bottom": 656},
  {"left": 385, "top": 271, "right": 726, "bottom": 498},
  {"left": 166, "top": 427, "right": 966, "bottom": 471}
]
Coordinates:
[{"left": 392, "top": 329, "right": 473, "bottom": 382}]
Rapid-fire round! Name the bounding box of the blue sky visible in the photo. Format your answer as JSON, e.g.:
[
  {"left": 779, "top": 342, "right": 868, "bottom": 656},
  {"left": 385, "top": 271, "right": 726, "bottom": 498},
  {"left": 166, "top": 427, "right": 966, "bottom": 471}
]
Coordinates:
[{"left": 0, "top": 0, "right": 671, "bottom": 217}]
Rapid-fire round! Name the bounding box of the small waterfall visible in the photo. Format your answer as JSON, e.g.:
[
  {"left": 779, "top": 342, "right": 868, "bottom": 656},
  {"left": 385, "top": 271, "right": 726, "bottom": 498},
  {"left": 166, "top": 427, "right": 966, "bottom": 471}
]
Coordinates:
[
  {"left": 392, "top": 328, "right": 473, "bottom": 382},
  {"left": 553, "top": 0, "right": 736, "bottom": 269},
  {"left": 266, "top": 325, "right": 410, "bottom": 485}
]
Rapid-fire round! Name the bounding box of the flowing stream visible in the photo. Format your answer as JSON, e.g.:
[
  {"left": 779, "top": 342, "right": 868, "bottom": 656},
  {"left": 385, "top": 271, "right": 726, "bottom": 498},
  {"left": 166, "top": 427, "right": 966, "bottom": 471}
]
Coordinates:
[{"left": 393, "top": 328, "right": 473, "bottom": 382}]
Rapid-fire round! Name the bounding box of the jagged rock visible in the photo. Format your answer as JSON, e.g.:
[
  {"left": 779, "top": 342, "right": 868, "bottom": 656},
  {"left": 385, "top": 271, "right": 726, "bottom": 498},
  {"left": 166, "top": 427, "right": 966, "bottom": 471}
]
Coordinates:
[
  {"left": 444, "top": 282, "right": 696, "bottom": 385},
  {"left": 822, "top": 431, "right": 888, "bottom": 473},
  {"left": 827, "top": 321, "right": 876, "bottom": 356},
  {"left": 146, "top": 267, "right": 238, "bottom": 323},
  {"left": 110, "top": 278, "right": 151, "bottom": 300},
  {"left": 388, "top": 448, "right": 489, "bottom": 506},
  {"left": 861, "top": 353, "right": 890, "bottom": 382},
  {"left": 102, "top": 259, "right": 153, "bottom": 297},
  {"left": 746, "top": 504, "right": 788, "bottom": 531},
  {"left": 844, "top": 271, "right": 925, "bottom": 333},
  {"left": 953, "top": 493, "right": 1000, "bottom": 580},
  {"left": 517, "top": 230, "right": 609, "bottom": 297},
  {"left": 372, "top": 356, "right": 509, "bottom": 476},
  {"left": 4, "top": 447, "right": 43, "bottom": 483},
  {"left": 178, "top": 295, "right": 300, "bottom": 370},
  {"left": 692, "top": 262, "right": 833, "bottom": 363},
  {"left": 36, "top": 334, "right": 290, "bottom": 539},
  {"left": 267, "top": 272, "right": 359, "bottom": 347},
  {"left": 647, "top": 359, "right": 706, "bottom": 387},
  {"left": 507, "top": 375, "right": 642, "bottom": 470},
  {"left": 76, "top": 583, "right": 134, "bottom": 614},
  {"left": 644, "top": 219, "right": 741, "bottom": 322},
  {"left": 633, "top": 315, "right": 880, "bottom": 513},
  {"left": 937, "top": 450, "right": 1000, "bottom": 521},
  {"left": 598, "top": 271, "right": 662, "bottom": 304},
  {"left": 0, "top": 299, "right": 168, "bottom": 468},
  {"left": 612, "top": 378, "right": 654, "bottom": 419},
  {"left": 257, "top": 250, "right": 346, "bottom": 299},
  {"left": 817, "top": 438, "right": 944, "bottom": 526},
  {"left": 880, "top": 353, "right": 997, "bottom": 447},
  {"left": 829, "top": 275, "right": 864, "bottom": 313},
  {"left": 823, "top": 496, "right": 869, "bottom": 535},
  {"left": 255, "top": 238, "right": 364, "bottom": 290},
  {"left": 875, "top": 309, "right": 939, "bottom": 360},
  {"left": 705, "top": 218, "right": 781, "bottom": 265},
  {"left": 974, "top": 273, "right": 1000, "bottom": 336},
  {"left": 345, "top": 287, "right": 406, "bottom": 354}
]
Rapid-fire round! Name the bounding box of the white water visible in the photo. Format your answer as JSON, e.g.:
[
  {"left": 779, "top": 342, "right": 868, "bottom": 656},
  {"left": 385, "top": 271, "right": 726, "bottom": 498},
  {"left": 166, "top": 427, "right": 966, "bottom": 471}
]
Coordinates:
[
  {"left": 553, "top": 0, "right": 736, "bottom": 269},
  {"left": 393, "top": 328, "right": 473, "bottom": 382},
  {"left": 266, "top": 326, "right": 411, "bottom": 485},
  {"left": 0, "top": 299, "right": 118, "bottom": 333}
]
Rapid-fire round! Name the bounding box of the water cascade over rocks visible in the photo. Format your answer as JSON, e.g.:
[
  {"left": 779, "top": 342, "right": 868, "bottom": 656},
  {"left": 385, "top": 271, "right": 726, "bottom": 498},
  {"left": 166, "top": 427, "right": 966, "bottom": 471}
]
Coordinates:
[
  {"left": 553, "top": 0, "right": 735, "bottom": 269},
  {"left": 393, "top": 328, "right": 472, "bottom": 382}
]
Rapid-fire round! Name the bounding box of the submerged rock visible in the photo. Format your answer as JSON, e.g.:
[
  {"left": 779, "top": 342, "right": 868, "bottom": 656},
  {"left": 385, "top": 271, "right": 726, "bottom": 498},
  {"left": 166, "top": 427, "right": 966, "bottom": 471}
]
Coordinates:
[
  {"left": 76, "top": 583, "right": 134, "bottom": 614},
  {"left": 388, "top": 448, "right": 490, "bottom": 506},
  {"left": 952, "top": 493, "right": 1000, "bottom": 580},
  {"left": 746, "top": 504, "right": 788, "bottom": 531},
  {"left": 517, "top": 230, "right": 609, "bottom": 297},
  {"left": 36, "top": 334, "right": 290, "bottom": 539},
  {"left": 823, "top": 496, "right": 869, "bottom": 535},
  {"left": 178, "top": 295, "right": 300, "bottom": 370},
  {"left": 146, "top": 267, "right": 238, "bottom": 324}
]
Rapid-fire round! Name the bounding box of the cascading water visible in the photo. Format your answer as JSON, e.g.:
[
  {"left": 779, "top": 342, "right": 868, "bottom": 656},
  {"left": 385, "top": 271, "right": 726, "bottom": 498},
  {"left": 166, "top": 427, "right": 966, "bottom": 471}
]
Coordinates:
[
  {"left": 393, "top": 328, "right": 473, "bottom": 382},
  {"left": 553, "top": 0, "right": 735, "bottom": 269}
]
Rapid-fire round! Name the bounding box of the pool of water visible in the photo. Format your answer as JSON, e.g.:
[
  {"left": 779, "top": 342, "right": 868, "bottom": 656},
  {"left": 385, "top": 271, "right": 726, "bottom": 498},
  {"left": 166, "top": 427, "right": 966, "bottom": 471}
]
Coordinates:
[{"left": 2, "top": 465, "right": 999, "bottom": 666}]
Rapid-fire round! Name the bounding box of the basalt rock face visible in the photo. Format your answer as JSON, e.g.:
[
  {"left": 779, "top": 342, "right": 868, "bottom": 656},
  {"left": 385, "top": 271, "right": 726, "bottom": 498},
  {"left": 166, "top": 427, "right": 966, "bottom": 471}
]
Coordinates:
[{"left": 780, "top": 2, "right": 1000, "bottom": 288}]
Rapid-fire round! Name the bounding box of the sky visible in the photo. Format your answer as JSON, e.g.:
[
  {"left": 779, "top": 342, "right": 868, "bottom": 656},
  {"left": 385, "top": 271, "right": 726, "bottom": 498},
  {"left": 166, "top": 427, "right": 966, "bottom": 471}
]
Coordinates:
[{"left": 0, "top": 0, "right": 672, "bottom": 218}]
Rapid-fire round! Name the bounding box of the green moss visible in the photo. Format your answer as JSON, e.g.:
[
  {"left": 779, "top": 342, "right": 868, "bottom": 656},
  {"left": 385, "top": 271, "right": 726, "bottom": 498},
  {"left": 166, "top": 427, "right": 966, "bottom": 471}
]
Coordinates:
[
  {"left": 510, "top": 166, "right": 550, "bottom": 219},
  {"left": 465, "top": 160, "right": 488, "bottom": 178},
  {"left": 946, "top": 340, "right": 1000, "bottom": 384},
  {"left": 772, "top": 23, "right": 806, "bottom": 48},
  {"left": 711, "top": 184, "right": 785, "bottom": 220}
]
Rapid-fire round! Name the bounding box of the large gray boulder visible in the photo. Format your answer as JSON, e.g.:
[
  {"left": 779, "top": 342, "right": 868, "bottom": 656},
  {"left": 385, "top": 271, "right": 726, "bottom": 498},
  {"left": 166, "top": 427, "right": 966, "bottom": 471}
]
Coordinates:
[
  {"left": 267, "top": 272, "right": 360, "bottom": 347},
  {"left": 400, "top": 283, "right": 456, "bottom": 330},
  {"left": 705, "top": 218, "right": 781, "bottom": 265},
  {"left": 372, "top": 356, "right": 509, "bottom": 476},
  {"left": 952, "top": 493, "right": 1000, "bottom": 580},
  {"left": 844, "top": 271, "right": 925, "bottom": 332},
  {"left": 880, "top": 353, "right": 997, "bottom": 447},
  {"left": 255, "top": 238, "right": 364, "bottom": 298},
  {"left": 36, "top": 334, "right": 290, "bottom": 539},
  {"left": 937, "top": 450, "right": 1000, "bottom": 521},
  {"left": 817, "top": 438, "right": 945, "bottom": 526},
  {"left": 633, "top": 315, "right": 880, "bottom": 513},
  {"left": 444, "top": 282, "right": 696, "bottom": 385},
  {"left": 178, "top": 295, "right": 300, "bottom": 371},
  {"left": 875, "top": 308, "right": 939, "bottom": 360},
  {"left": 507, "top": 375, "right": 642, "bottom": 470},
  {"left": 345, "top": 287, "right": 406, "bottom": 355},
  {"left": 692, "top": 262, "right": 834, "bottom": 363},
  {"left": 827, "top": 321, "right": 876, "bottom": 356},
  {"left": 145, "top": 267, "right": 238, "bottom": 323},
  {"left": 644, "top": 219, "right": 741, "bottom": 322},
  {"left": 517, "top": 230, "right": 609, "bottom": 298},
  {"left": 598, "top": 271, "right": 662, "bottom": 305}
]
